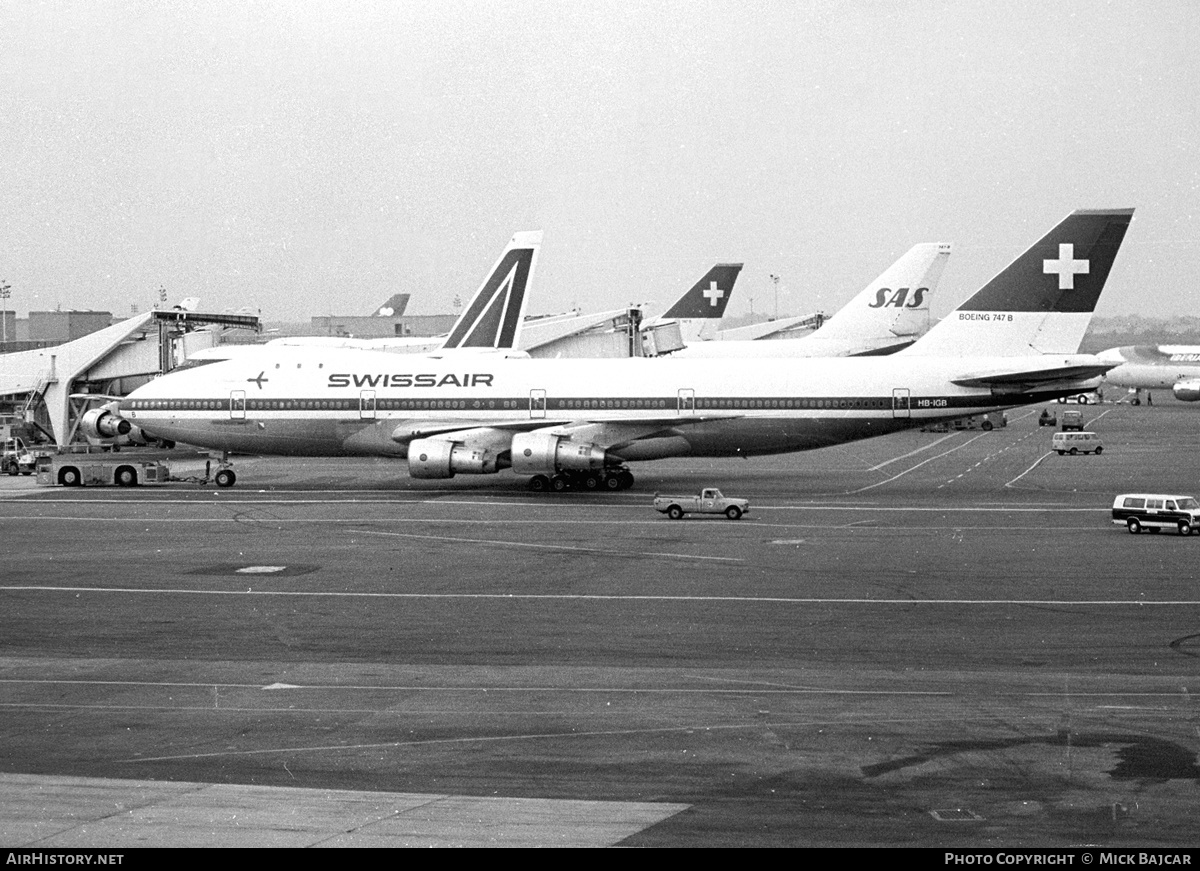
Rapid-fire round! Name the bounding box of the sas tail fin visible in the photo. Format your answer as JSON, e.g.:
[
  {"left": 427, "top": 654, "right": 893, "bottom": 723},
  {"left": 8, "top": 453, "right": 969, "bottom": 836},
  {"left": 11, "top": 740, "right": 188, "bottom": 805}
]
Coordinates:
[
  {"left": 908, "top": 208, "right": 1133, "bottom": 356},
  {"left": 811, "top": 242, "right": 951, "bottom": 354},
  {"left": 660, "top": 263, "right": 743, "bottom": 341},
  {"left": 440, "top": 230, "right": 541, "bottom": 350}
]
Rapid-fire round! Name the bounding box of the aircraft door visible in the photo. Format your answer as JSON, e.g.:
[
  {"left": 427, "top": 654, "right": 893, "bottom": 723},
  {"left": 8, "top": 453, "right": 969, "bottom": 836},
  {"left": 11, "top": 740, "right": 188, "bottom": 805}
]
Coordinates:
[
  {"left": 230, "top": 390, "right": 246, "bottom": 420},
  {"left": 360, "top": 390, "right": 377, "bottom": 420},
  {"left": 892, "top": 388, "right": 911, "bottom": 419},
  {"left": 678, "top": 388, "right": 695, "bottom": 414},
  {"left": 529, "top": 389, "right": 546, "bottom": 419}
]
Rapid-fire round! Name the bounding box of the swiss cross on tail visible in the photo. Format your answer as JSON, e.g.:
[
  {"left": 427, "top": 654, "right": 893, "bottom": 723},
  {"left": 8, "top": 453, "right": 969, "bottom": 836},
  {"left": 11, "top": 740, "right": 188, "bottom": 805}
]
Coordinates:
[
  {"left": 903, "top": 208, "right": 1134, "bottom": 357},
  {"left": 440, "top": 230, "right": 542, "bottom": 350},
  {"left": 661, "top": 263, "right": 744, "bottom": 319},
  {"left": 1043, "top": 244, "right": 1089, "bottom": 289},
  {"left": 946, "top": 208, "right": 1133, "bottom": 316}
]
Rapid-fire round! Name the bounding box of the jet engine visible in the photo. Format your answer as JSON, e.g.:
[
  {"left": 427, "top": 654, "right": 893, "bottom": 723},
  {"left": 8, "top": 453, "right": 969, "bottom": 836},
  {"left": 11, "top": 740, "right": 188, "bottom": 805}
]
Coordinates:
[
  {"left": 1173, "top": 379, "right": 1200, "bottom": 402},
  {"left": 80, "top": 407, "right": 133, "bottom": 440},
  {"left": 407, "top": 437, "right": 501, "bottom": 478},
  {"left": 510, "top": 432, "right": 611, "bottom": 476}
]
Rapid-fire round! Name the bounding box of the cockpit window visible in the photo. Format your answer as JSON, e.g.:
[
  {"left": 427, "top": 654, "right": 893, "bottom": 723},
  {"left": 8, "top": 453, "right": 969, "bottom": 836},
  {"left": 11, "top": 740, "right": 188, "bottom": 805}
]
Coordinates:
[{"left": 174, "top": 358, "right": 224, "bottom": 371}]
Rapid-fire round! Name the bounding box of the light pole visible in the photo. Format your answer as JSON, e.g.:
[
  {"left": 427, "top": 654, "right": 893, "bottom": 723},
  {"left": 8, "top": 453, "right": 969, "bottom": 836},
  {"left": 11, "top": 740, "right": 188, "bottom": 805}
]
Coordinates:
[
  {"left": 769, "top": 273, "right": 780, "bottom": 321},
  {"left": 0, "top": 281, "right": 10, "bottom": 345}
]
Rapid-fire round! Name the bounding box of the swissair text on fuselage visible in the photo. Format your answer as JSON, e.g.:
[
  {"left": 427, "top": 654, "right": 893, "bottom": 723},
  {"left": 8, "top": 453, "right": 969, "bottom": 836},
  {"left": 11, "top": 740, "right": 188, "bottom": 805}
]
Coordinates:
[{"left": 327, "top": 373, "right": 495, "bottom": 389}]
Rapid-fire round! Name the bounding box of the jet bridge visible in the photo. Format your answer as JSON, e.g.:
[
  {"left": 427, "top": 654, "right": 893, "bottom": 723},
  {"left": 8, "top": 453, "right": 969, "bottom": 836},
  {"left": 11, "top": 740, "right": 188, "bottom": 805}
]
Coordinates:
[{"left": 0, "top": 309, "right": 259, "bottom": 447}]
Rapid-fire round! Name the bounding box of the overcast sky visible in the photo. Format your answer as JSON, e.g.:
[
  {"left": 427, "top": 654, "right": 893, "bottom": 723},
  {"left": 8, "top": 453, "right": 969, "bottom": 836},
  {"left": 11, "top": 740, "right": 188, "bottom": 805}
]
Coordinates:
[{"left": 2, "top": 1, "right": 1197, "bottom": 324}]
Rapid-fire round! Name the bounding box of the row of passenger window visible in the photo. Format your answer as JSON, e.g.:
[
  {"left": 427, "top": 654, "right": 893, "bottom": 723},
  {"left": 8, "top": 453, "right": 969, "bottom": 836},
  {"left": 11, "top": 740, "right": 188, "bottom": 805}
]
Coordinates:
[{"left": 129, "top": 396, "right": 908, "bottom": 412}]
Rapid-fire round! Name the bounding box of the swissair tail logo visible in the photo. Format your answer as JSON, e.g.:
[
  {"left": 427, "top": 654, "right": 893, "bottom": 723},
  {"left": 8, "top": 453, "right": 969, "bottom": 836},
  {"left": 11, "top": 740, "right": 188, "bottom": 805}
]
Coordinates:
[{"left": 1043, "top": 243, "right": 1089, "bottom": 290}]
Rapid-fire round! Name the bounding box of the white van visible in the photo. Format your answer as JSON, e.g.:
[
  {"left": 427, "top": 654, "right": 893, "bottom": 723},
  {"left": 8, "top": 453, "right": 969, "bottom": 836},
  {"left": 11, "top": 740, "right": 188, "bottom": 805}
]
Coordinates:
[
  {"left": 1112, "top": 494, "right": 1200, "bottom": 536},
  {"left": 1052, "top": 431, "right": 1103, "bottom": 455}
]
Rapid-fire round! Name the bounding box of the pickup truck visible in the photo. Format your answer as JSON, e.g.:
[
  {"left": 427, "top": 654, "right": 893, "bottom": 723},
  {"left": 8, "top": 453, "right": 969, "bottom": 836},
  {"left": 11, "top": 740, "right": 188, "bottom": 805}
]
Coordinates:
[{"left": 653, "top": 488, "right": 750, "bottom": 520}]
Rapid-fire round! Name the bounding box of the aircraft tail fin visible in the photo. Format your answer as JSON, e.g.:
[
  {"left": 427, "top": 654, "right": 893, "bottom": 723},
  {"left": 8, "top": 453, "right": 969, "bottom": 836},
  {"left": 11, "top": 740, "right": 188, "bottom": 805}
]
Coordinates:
[
  {"left": 908, "top": 209, "right": 1133, "bottom": 356},
  {"left": 812, "top": 243, "right": 951, "bottom": 350},
  {"left": 372, "top": 294, "right": 411, "bottom": 317},
  {"left": 660, "top": 263, "right": 742, "bottom": 342},
  {"left": 440, "top": 231, "right": 542, "bottom": 350},
  {"left": 661, "top": 264, "right": 743, "bottom": 320}
]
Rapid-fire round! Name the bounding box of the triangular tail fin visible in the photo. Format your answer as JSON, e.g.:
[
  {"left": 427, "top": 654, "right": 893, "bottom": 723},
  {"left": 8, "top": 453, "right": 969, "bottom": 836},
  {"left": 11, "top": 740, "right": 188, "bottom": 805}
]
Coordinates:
[
  {"left": 660, "top": 263, "right": 742, "bottom": 342},
  {"left": 372, "top": 294, "right": 411, "bottom": 317},
  {"left": 811, "top": 243, "right": 951, "bottom": 350},
  {"left": 440, "top": 230, "right": 542, "bottom": 350},
  {"left": 907, "top": 209, "right": 1133, "bottom": 356},
  {"left": 661, "top": 263, "right": 743, "bottom": 320}
]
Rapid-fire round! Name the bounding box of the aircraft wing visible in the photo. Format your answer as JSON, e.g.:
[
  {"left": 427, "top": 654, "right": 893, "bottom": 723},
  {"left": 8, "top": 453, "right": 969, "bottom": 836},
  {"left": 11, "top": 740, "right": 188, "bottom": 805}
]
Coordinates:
[
  {"left": 951, "top": 360, "right": 1116, "bottom": 393},
  {"left": 390, "top": 413, "right": 743, "bottom": 451}
]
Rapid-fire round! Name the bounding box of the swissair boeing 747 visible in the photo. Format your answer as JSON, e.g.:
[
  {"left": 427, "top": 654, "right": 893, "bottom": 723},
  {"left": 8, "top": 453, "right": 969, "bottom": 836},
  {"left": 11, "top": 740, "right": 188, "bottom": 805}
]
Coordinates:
[{"left": 116, "top": 208, "right": 1133, "bottom": 491}]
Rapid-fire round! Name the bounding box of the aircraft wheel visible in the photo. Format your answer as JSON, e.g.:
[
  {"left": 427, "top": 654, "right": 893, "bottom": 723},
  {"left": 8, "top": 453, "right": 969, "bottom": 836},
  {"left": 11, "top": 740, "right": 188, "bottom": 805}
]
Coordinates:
[
  {"left": 528, "top": 475, "right": 550, "bottom": 492},
  {"left": 667, "top": 505, "right": 684, "bottom": 520},
  {"left": 214, "top": 469, "right": 236, "bottom": 488},
  {"left": 1127, "top": 518, "right": 1141, "bottom": 534},
  {"left": 725, "top": 506, "right": 743, "bottom": 520},
  {"left": 618, "top": 470, "right": 634, "bottom": 490},
  {"left": 115, "top": 466, "right": 138, "bottom": 487},
  {"left": 584, "top": 474, "right": 600, "bottom": 490},
  {"left": 604, "top": 474, "right": 622, "bottom": 491},
  {"left": 551, "top": 475, "right": 568, "bottom": 492}
]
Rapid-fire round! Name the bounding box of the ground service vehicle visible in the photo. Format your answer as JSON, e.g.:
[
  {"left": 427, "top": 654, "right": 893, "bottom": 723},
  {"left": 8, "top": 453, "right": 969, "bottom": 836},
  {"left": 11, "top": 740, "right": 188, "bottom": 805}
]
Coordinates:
[
  {"left": 1038, "top": 409, "right": 1057, "bottom": 427},
  {"left": 654, "top": 488, "right": 750, "bottom": 520},
  {"left": 1060, "top": 409, "right": 1085, "bottom": 431},
  {"left": 2, "top": 438, "right": 37, "bottom": 476},
  {"left": 1052, "top": 431, "right": 1103, "bottom": 455},
  {"left": 1112, "top": 494, "right": 1200, "bottom": 536},
  {"left": 38, "top": 457, "right": 170, "bottom": 487}
]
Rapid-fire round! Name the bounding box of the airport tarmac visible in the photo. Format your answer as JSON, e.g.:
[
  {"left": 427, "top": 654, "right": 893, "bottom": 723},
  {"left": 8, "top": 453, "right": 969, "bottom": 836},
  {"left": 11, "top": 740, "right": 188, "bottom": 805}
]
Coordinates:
[{"left": 2, "top": 400, "right": 1199, "bottom": 847}]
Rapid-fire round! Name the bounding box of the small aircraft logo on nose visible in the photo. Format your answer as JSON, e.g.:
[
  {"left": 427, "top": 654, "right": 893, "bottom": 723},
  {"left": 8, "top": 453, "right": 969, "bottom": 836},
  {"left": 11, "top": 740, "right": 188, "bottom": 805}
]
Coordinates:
[{"left": 248, "top": 371, "right": 270, "bottom": 389}]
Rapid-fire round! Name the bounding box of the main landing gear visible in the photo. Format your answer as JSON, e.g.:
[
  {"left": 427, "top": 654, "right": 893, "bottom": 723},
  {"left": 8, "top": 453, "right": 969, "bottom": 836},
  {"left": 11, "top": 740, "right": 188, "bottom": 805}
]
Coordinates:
[{"left": 528, "top": 467, "right": 635, "bottom": 493}]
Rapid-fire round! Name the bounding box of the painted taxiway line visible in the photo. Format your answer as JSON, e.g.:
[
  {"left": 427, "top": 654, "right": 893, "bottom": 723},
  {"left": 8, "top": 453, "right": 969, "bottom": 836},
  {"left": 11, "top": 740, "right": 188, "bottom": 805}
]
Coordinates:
[
  {"left": 4, "top": 585, "right": 1200, "bottom": 606},
  {"left": 848, "top": 432, "right": 993, "bottom": 494},
  {"left": 0, "top": 503, "right": 1115, "bottom": 520},
  {"left": 353, "top": 528, "right": 744, "bottom": 560},
  {"left": 119, "top": 716, "right": 942, "bottom": 764}
]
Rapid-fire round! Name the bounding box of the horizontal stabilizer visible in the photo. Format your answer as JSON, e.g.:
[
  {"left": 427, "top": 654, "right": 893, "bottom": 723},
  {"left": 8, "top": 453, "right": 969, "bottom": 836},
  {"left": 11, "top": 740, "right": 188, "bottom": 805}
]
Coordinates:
[{"left": 952, "top": 360, "right": 1116, "bottom": 392}]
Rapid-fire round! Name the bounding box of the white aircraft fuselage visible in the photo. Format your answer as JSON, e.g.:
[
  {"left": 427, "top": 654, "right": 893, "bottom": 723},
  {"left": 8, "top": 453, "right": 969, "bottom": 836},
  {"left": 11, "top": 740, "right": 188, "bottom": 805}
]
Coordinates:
[
  {"left": 123, "top": 348, "right": 1104, "bottom": 462},
  {"left": 1099, "top": 346, "right": 1200, "bottom": 399}
]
